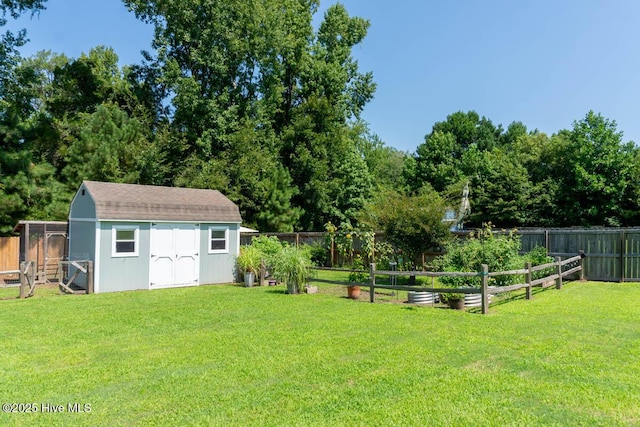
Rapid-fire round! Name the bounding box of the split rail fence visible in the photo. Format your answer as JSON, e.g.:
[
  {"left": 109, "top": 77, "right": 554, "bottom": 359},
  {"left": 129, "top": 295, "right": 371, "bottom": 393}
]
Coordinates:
[
  {"left": 1, "top": 260, "right": 94, "bottom": 298},
  {"left": 241, "top": 228, "right": 640, "bottom": 282},
  {"left": 310, "top": 253, "right": 585, "bottom": 314},
  {"left": 0, "top": 261, "right": 36, "bottom": 298}
]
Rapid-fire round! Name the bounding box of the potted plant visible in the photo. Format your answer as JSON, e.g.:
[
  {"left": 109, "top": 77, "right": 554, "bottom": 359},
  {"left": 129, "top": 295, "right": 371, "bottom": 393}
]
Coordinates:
[
  {"left": 236, "top": 245, "right": 263, "bottom": 287},
  {"left": 272, "top": 246, "right": 313, "bottom": 294},
  {"left": 347, "top": 256, "right": 368, "bottom": 300},
  {"left": 438, "top": 290, "right": 465, "bottom": 310}
]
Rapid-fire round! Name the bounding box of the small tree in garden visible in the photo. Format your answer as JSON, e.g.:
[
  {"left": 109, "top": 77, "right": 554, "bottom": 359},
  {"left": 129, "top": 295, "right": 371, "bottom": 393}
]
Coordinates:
[{"left": 360, "top": 186, "right": 451, "bottom": 269}]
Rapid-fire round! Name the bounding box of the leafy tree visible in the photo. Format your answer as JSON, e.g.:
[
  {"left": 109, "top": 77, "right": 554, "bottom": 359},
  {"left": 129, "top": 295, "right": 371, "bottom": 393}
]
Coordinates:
[
  {"left": 174, "top": 155, "right": 229, "bottom": 192},
  {"left": 361, "top": 186, "right": 451, "bottom": 267},
  {"left": 413, "top": 130, "right": 462, "bottom": 193},
  {"left": 553, "top": 111, "right": 637, "bottom": 226},
  {"left": 62, "top": 104, "right": 164, "bottom": 189},
  {"left": 125, "top": 0, "right": 376, "bottom": 230},
  {"left": 352, "top": 123, "right": 406, "bottom": 191},
  {"left": 500, "top": 121, "right": 528, "bottom": 146},
  {"left": 256, "top": 165, "right": 301, "bottom": 232},
  {"left": 620, "top": 149, "right": 640, "bottom": 225},
  {"left": 461, "top": 146, "right": 533, "bottom": 227},
  {"left": 430, "top": 110, "right": 502, "bottom": 152},
  {"left": 327, "top": 145, "right": 373, "bottom": 226},
  {"left": 1, "top": 0, "right": 46, "bottom": 95},
  {"left": 510, "top": 131, "right": 560, "bottom": 226},
  {"left": 0, "top": 150, "right": 69, "bottom": 234},
  {"left": 411, "top": 110, "right": 503, "bottom": 195},
  {"left": 0, "top": 2, "right": 71, "bottom": 235}
]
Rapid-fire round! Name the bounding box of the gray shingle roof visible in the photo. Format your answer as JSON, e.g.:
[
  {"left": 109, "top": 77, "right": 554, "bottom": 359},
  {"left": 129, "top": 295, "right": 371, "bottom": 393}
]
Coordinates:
[{"left": 82, "top": 181, "right": 242, "bottom": 223}]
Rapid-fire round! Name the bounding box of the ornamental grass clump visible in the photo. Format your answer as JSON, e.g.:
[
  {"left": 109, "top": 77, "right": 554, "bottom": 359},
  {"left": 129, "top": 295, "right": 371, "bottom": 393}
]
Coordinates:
[
  {"left": 272, "top": 245, "right": 314, "bottom": 294},
  {"left": 236, "top": 245, "right": 263, "bottom": 276}
]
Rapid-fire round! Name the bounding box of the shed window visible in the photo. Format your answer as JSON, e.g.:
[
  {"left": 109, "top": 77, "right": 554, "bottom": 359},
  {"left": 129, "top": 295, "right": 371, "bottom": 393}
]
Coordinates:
[
  {"left": 209, "top": 227, "right": 229, "bottom": 254},
  {"left": 112, "top": 226, "right": 139, "bottom": 257}
]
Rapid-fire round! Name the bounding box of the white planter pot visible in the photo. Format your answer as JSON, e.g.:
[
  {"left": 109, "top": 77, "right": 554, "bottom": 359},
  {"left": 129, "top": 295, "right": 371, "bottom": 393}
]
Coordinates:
[
  {"left": 244, "top": 272, "right": 255, "bottom": 287},
  {"left": 408, "top": 291, "right": 438, "bottom": 305},
  {"left": 464, "top": 291, "right": 494, "bottom": 307}
]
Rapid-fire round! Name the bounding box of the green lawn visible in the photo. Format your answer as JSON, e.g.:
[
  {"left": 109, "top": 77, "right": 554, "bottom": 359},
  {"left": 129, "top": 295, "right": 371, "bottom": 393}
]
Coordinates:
[{"left": 1, "top": 281, "right": 639, "bottom": 426}]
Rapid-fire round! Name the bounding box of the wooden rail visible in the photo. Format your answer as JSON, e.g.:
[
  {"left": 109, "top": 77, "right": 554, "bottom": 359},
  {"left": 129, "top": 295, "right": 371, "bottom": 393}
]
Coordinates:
[
  {"left": 1, "top": 262, "right": 36, "bottom": 298},
  {"left": 0, "top": 269, "right": 20, "bottom": 287},
  {"left": 310, "top": 252, "right": 585, "bottom": 314}
]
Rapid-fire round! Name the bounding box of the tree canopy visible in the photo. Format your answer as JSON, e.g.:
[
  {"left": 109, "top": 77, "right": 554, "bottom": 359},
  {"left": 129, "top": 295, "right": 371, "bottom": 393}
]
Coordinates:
[{"left": 2, "top": 1, "right": 640, "bottom": 236}]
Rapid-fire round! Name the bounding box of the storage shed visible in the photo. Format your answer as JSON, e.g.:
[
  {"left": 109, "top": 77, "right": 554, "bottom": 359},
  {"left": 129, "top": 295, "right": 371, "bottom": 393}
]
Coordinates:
[{"left": 68, "top": 181, "right": 242, "bottom": 293}]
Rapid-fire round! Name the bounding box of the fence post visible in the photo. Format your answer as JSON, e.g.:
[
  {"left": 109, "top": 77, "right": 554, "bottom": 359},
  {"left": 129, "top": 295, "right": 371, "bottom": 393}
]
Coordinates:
[
  {"left": 525, "top": 261, "right": 532, "bottom": 300},
  {"left": 28, "top": 261, "right": 35, "bottom": 297},
  {"left": 555, "top": 256, "right": 563, "bottom": 290},
  {"left": 579, "top": 250, "right": 585, "bottom": 281},
  {"left": 620, "top": 230, "right": 625, "bottom": 283},
  {"left": 369, "top": 263, "right": 376, "bottom": 303},
  {"left": 87, "top": 261, "right": 94, "bottom": 294},
  {"left": 481, "top": 264, "right": 489, "bottom": 314},
  {"left": 19, "top": 261, "right": 26, "bottom": 299}
]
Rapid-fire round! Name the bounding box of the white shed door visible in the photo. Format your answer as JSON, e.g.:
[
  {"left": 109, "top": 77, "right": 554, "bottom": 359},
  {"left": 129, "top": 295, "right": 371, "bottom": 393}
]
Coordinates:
[{"left": 150, "top": 224, "right": 199, "bottom": 288}]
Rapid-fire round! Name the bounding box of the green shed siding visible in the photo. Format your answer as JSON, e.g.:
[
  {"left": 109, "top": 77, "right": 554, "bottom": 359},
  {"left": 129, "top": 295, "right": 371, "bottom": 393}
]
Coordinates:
[
  {"left": 199, "top": 223, "right": 240, "bottom": 284},
  {"left": 97, "top": 222, "right": 151, "bottom": 293}
]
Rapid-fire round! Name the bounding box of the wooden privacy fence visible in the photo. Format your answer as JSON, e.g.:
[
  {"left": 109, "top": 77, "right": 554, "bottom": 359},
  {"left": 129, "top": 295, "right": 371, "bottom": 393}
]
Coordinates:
[
  {"left": 518, "top": 228, "right": 640, "bottom": 282},
  {"left": 310, "top": 253, "right": 585, "bottom": 314},
  {"left": 0, "top": 236, "right": 19, "bottom": 271}
]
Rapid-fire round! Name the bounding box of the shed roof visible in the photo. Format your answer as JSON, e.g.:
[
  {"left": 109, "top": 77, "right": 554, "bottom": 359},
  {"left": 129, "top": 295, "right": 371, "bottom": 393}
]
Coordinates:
[{"left": 81, "top": 181, "right": 242, "bottom": 223}]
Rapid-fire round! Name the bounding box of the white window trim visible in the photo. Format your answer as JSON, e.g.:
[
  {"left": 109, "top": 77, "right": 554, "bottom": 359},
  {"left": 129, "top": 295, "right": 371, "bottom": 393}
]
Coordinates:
[
  {"left": 208, "top": 226, "right": 229, "bottom": 254},
  {"left": 112, "top": 225, "right": 139, "bottom": 257}
]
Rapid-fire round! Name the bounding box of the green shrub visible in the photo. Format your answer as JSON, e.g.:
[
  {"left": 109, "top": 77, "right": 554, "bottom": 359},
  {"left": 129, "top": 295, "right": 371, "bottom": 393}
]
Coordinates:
[
  {"left": 250, "top": 235, "right": 286, "bottom": 271},
  {"left": 524, "top": 246, "right": 554, "bottom": 280},
  {"left": 433, "top": 223, "right": 522, "bottom": 288},
  {"left": 308, "top": 241, "right": 329, "bottom": 267},
  {"left": 434, "top": 225, "right": 559, "bottom": 291}
]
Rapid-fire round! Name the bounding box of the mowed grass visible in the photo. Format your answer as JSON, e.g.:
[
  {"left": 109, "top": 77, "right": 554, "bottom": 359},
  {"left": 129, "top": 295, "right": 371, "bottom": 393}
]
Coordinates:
[{"left": 1, "top": 281, "right": 639, "bottom": 426}]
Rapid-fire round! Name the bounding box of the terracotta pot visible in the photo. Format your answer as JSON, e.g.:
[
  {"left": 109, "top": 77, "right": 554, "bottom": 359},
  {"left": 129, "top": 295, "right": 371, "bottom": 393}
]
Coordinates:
[{"left": 347, "top": 285, "right": 361, "bottom": 299}]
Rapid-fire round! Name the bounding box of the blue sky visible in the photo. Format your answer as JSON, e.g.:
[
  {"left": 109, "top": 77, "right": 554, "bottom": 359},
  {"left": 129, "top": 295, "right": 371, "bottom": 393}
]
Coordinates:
[{"left": 6, "top": 0, "right": 640, "bottom": 152}]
